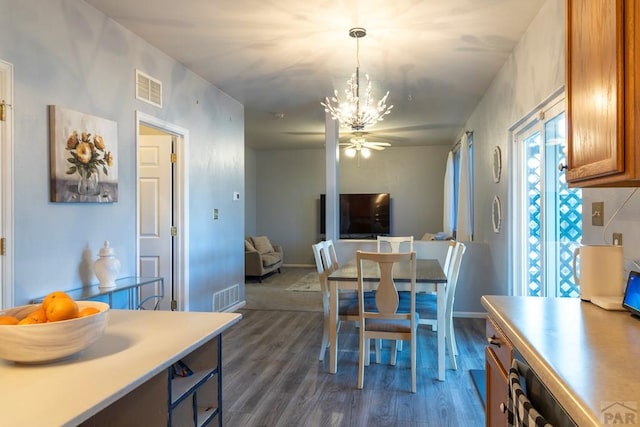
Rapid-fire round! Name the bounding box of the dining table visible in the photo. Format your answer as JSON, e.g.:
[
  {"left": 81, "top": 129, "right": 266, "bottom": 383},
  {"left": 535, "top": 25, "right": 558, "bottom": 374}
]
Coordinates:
[{"left": 327, "top": 258, "right": 449, "bottom": 381}]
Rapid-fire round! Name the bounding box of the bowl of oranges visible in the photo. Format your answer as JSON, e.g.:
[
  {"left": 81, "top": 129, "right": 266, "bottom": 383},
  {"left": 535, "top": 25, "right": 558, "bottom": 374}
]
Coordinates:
[{"left": 0, "top": 291, "right": 109, "bottom": 363}]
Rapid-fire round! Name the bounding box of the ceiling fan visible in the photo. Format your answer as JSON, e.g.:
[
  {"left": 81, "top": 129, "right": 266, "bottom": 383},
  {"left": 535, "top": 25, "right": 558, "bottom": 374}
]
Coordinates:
[{"left": 339, "top": 133, "right": 391, "bottom": 159}]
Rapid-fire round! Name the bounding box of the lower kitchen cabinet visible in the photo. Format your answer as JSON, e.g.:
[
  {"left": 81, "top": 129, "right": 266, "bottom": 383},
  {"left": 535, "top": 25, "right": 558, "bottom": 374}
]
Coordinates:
[{"left": 485, "top": 317, "right": 513, "bottom": 427}]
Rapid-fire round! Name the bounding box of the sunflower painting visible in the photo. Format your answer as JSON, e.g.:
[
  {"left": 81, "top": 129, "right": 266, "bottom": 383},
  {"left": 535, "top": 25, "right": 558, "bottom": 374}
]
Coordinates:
[{"left": 49, "top": 106, "right": 118, "bottom": 202}]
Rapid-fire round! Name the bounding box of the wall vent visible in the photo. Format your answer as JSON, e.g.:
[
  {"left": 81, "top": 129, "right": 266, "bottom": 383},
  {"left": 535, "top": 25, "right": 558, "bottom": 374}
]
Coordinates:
[
  {"left": 135, "top": 69, "right": 162, "bottom": 108},
  {"left": 213, "top": 283, "right": 240, "bottom": 312}
]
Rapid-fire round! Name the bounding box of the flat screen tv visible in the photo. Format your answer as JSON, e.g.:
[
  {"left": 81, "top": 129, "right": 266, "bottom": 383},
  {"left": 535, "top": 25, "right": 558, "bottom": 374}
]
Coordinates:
[{"left": 320, "top": 193, "right": 391, "bottom": 239}]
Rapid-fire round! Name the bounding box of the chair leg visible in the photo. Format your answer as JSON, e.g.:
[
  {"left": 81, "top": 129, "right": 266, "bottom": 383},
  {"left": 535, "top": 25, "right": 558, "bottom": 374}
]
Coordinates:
[
  {"left": 390, "top": 340, "right": 398, "bottom": 366},
  {"left": 397, "top": 340, "right": 403, "bottom": 351},
  {"left": 447, "top": 317, "right": 458, "bottom": 370},
  {"left": 410, "top": 333, "right": 417, "bottom": 393},
  {"left": 375, "top": 339, "right": 382, "bottom": 364},
  {"left": 319, "top": 314, "right": 330, "bottom": 361},
  {"left": 366, "top": 338, "right": 371, "bottom": 366},
  {"left": 358, "top": 333, "right": 366, "bottom": 389}
]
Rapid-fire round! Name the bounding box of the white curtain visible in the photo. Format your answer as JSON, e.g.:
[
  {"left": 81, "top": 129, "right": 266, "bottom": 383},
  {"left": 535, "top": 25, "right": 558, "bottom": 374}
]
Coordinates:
[
  {"left": 456, "top": 133, "right": 473, "bottom": 241},
  {"left": 443, "top": 151, "right": 455, "bottom": 236}
]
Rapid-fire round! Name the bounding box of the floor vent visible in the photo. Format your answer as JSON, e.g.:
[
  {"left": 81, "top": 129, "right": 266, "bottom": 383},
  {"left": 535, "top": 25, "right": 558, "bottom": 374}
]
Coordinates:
[
  {"left": 136, "top": 69, "right": 162, "bottom": 108},
  {"left": 213, "top": 284, "right": 240, "bottom": 312}
]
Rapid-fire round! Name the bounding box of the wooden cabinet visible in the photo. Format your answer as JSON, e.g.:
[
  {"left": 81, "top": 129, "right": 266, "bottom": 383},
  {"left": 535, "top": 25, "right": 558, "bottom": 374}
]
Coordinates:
[
  {"left": 566, "top": 0, "right": 640, "bottom": 186},
  {"left": 485, "top": 318, "right": 513, "bottom": 427}
]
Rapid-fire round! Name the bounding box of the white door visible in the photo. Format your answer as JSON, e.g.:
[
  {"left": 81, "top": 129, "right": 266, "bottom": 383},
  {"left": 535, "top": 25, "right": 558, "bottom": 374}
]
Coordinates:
[
  {"left": 0, "top": 60, "right": 14, "bottom": 310},
  {"left": 139, "top": 135, "right": 173, "bottom": 310}
]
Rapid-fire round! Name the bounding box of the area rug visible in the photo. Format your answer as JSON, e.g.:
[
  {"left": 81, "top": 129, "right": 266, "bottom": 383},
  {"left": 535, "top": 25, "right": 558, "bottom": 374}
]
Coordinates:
[{"left": 285, "top": 272, "right": 321, "bottom": 292}]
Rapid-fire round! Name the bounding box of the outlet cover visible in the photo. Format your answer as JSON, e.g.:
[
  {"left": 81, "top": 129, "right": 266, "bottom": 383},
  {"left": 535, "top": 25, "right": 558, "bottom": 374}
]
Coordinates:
[{"left": 592, "top": 202, "right": 604, "bottom": 226}]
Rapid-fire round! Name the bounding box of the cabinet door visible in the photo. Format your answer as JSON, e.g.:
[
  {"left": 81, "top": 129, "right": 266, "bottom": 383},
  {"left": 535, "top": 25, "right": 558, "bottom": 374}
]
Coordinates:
[
  {"left": 485, "top": 347, "right": 509, "bottom": 427},
  {"left": 566, "top": 0, "right": 626, "bottom": 184}
]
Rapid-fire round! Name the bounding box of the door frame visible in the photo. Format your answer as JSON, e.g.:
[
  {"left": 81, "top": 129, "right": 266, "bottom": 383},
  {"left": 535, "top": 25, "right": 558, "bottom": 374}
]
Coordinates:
[
  {"left": 135, "top": 111, "right": 189, "bottom": 311},
  {"left": 0, "top": 59, "right": 14, "bottom": 310}
]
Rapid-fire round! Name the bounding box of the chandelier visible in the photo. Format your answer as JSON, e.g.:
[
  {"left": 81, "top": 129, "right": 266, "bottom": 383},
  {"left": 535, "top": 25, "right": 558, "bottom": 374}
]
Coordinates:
[{"left": 321, "top": 28, "right": 393, "bottom": 131}]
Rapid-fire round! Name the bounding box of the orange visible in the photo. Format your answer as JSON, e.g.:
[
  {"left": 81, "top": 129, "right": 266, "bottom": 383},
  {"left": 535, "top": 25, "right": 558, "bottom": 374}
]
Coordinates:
[
  {"left": 46, "top": 298, "right": 78, "bottom": 322},
  {"left": 77, "top": 306, "right": 100, "bottom": 318},
  {"left": 18, "top": 316, "right": 41, "bottom": 325},
  {"left": 42, "top": 291, "right": 72, "bottom": 312},
  {"left": 0, "top": 315, "right": 19, "bottom": 325},
  {"left": 25, "top": 307, "right": 47, "bottom": 324}
]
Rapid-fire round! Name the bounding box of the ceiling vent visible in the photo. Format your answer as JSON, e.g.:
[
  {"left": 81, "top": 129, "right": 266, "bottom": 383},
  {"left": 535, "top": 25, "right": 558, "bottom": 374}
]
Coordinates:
[{"left": 136, "top": 69, "right": 162, "bottom": 108}]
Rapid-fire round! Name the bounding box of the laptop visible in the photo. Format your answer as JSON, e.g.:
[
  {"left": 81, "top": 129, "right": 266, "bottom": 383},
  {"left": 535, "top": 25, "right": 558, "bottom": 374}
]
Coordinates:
[{"left": 622, "top": 270, "right": 640, "bottom": 317}]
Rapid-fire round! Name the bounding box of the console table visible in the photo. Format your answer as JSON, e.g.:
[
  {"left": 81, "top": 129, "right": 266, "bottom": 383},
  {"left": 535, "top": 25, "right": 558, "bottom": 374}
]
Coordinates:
[{"left": 32, "top": 276, "right": 164, "bottom": 310}]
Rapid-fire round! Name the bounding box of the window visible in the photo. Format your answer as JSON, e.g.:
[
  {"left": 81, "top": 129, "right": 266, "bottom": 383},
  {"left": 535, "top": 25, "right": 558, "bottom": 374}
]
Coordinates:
[
  {"left": 450, "top": 133, "right": 473, "bottom": 239},
  {"left": 511, "top": 93, "right": 582, "bottom": 297}
]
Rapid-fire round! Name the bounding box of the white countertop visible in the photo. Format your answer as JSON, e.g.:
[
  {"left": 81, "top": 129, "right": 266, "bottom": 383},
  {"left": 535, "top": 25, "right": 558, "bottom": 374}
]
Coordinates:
[
  {"left": 0, "top": 309, "right": 242, "bottom": 427},
  {"left": 482, "top": 295, "right": 640, "bottom": 426}
]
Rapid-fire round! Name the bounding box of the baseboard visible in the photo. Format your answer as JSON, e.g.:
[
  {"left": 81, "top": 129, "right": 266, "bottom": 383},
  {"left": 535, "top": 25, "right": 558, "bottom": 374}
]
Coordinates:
[
  {"left": 453, "top": 311, "right": 487, "bottom": 319},
  {"left": 225, "top": 300, "right": 246, "bottom": 312},
  {"left": 282, "top": 263, "right": 315, "bottom": 268}
]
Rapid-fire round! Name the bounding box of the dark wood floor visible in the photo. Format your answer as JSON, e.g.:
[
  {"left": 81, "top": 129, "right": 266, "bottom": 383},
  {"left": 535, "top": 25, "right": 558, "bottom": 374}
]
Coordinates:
[{"left": 221, "top": 308, "right": 486, "bottom": 426}]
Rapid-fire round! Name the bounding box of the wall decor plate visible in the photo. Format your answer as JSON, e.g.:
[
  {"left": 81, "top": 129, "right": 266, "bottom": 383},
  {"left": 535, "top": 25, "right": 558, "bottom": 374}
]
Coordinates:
[
  {"left": 492, "top": 195, "right": 502, "bottom": 233},
  {"left": 492, "top": 146, "right": 502, "bottom": 183}
]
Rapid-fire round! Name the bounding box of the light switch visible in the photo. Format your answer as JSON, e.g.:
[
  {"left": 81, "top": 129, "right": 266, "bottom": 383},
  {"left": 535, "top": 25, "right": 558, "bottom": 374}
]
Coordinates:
[
  {"left": 213, "top": 208, "right": 219, "bottom": 220},
  {"left": 233, "top": 191, "right": 240, "bottom": 201}
]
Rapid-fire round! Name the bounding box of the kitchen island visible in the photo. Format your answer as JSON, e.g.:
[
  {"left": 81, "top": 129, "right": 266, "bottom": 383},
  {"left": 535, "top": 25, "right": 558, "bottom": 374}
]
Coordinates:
[
  {"left": 482, "top": 295, "right": 640, "bottom": 426},
  {"left": 0, "top": 309, "right": 242, "bottom": 426}
]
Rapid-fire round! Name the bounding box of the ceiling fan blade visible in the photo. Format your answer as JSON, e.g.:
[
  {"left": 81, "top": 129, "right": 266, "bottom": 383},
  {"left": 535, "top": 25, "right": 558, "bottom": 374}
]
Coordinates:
[
  {"left": 366, "top": 142, "right": 391, "bottom": 147},
  {"left": 366, "top": 145, "right": 387, "bottom": 151}
]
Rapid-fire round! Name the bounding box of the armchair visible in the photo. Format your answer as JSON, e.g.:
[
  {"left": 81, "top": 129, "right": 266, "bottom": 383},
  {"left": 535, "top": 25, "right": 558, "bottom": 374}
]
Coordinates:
[{"left": 245, "top": 236, "right": 283, "bottom": 282}]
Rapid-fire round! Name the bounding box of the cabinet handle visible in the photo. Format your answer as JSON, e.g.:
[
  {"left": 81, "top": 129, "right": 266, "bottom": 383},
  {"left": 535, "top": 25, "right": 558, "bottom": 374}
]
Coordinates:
[
  {"left": 558, "top": 162, "right": 567, "bottom": 171},
  {"left": 487, "top": 335, "right": 501, "bottom": 347},
  {"left": 500, "top": 402, "right": 507, "bottom": 413}
]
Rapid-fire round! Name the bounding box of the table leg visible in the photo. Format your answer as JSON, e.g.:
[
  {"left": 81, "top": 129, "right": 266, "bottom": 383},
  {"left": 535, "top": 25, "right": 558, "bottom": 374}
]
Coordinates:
[
  {"left": 437, "top": 282, "right": 446, "bottom": 381},
  {"left": 329, "top": 280, "right": 338, "bottom": 374}
]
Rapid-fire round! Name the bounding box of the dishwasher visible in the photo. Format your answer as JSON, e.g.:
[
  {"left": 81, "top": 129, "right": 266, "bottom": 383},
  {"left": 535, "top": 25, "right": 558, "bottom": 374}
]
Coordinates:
[{"left": 510, "top": 351, "right": 577, "bottom": 427}]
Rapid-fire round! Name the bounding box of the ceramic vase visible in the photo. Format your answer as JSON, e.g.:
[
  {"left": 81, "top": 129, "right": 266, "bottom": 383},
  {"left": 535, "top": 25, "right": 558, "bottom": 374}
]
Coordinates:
[{"left": 94, "top": 240, "right": 120, "bottom": 289}]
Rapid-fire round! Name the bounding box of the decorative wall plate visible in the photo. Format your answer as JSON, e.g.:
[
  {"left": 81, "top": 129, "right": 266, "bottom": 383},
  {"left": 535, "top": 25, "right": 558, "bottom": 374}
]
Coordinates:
[
  {"left": 493, "top": 146, "right": 502, "bottom": 183},
  {"left": 492, "top": 195, "right": 502, "bottom": 233}
]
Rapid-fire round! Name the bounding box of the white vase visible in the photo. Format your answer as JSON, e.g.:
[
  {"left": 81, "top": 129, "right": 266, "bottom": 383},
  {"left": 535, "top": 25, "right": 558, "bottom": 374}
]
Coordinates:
[{"left": 94, "top": 241, "right": 120, "bottom": 289}]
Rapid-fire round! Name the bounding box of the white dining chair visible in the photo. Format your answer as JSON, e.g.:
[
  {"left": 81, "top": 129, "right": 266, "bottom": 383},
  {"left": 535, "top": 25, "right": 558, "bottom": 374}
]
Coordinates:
[
  {"left": 313, "top": 241, "right": 359, "bottom": 361},
  {"left": 414, "top": 242, "right": 466, "bottom": 370},
  {"left": 419, "top": 239, "right": 457, "bottom": 333},
  {"left": 322, "top": 239, "right": 339, "bottom": 272},
  {"left": 356, "top": 250, "right": 418, "bottom": 393},
  {"left": 376, "top": 235, "right": 414, "bottom": 253}
]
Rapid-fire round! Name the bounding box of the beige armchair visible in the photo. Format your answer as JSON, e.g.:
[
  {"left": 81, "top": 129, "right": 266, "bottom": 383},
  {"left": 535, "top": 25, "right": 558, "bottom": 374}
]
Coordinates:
[{"left": 245, "top": 236, "right": 283, "bottom": 282}]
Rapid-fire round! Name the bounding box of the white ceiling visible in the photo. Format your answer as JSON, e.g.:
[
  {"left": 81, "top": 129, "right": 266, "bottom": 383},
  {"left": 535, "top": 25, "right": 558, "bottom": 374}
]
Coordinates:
[{"left": 84, "top": 0, "right": 546, "bottom": 150}]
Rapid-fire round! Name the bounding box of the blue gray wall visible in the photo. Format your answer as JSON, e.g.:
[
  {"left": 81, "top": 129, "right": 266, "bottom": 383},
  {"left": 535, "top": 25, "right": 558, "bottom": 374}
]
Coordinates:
[{"left": 0, "top": 0, "right": 245, "bottom": 310}]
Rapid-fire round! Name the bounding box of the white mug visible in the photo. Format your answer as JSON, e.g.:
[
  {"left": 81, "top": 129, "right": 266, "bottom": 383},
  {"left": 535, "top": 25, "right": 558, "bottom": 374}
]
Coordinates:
[{"left": 573, "top": 244, "right": 624, "bottom": 301}]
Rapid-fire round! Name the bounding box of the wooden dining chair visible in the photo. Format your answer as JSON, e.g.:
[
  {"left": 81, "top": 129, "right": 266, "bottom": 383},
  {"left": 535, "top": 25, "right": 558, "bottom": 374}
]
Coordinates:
[
  {"left": 313, "top": 241, "right": 359, "bottom": 361},
  {"left": 356, "top": 250, "right": 418, "bottom": 393},
  {"left": 375, "top": 235, "right": 414, "bottom": 359}
]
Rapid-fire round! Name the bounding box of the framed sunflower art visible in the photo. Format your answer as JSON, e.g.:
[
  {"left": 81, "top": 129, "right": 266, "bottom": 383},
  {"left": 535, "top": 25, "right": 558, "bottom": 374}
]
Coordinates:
[{"left": 49, "top": 106, "right": 118, "bottom": 203}]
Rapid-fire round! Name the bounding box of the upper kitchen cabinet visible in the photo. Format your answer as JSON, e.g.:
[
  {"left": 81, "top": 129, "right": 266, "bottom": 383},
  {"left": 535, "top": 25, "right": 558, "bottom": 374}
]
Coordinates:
[{"left": 566, "top": 0, "right": 640, "bottom": 187}]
